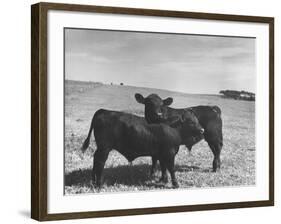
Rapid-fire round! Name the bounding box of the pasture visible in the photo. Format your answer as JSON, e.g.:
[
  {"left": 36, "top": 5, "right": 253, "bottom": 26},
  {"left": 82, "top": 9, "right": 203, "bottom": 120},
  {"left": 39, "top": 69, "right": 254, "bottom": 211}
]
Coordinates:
[{"left": 64, "top": 80, "right": 255, "bottom": 194}]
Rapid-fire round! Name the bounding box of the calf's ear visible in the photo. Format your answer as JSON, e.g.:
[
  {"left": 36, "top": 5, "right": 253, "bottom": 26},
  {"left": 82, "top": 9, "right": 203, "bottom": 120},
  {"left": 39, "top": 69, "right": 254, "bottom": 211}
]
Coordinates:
[
  {"left": 163, "top": 97, "right": 173, "bottom": 106},
  {"left": 135, "top": 93, "right": 145, "bottom": 104}
]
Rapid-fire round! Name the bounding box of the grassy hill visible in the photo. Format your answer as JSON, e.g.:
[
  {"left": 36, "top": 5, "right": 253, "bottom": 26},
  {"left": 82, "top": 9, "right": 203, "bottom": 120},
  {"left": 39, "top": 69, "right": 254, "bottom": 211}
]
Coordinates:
[{"left": 64, "top": 80, "right": 255, "bottom": 194}]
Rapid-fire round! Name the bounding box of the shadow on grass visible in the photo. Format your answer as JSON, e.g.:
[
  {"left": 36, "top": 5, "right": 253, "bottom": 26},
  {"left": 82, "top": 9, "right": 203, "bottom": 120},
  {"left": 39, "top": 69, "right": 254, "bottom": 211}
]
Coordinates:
[
  {"left": 175, "top": 164, "right": 212, "bottom": 173},
  {"left": 65, "top": 163, "right": 211, "bottom": 189},
  {"left": 65, "top": 164, "right": 154, "bottom": 188}
]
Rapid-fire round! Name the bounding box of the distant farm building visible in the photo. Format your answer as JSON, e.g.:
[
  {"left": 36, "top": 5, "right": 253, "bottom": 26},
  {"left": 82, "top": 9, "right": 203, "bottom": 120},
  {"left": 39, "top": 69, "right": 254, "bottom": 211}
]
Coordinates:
[{"left": 219, "top": 90, "right": 255, "bottom": 101}]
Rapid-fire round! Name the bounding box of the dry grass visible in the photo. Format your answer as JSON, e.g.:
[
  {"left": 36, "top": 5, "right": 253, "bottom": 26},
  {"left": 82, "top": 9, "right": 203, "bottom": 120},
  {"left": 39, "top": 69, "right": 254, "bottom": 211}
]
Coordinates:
[{"left": 64, "top": 80, "right": 255, "bottom": 194}]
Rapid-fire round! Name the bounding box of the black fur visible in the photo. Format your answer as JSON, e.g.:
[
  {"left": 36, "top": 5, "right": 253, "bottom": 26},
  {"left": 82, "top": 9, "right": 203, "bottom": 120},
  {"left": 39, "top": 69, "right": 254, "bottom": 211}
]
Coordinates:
[
  {"left": 135, "top": 93, "right": 223, "bottom": 172},
  {"left": 81, "top": 109, "right": 203, "bottom": 188}
]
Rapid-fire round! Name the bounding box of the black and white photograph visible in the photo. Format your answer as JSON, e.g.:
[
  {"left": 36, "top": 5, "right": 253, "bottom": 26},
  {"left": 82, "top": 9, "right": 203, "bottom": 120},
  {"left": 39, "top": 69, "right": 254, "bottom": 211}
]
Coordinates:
[
  {"left": 64, "top": 28, "right": 256, "bottom": 194},
  {"left": 1, "top": 0, "right": 278, "bottom": 222}
]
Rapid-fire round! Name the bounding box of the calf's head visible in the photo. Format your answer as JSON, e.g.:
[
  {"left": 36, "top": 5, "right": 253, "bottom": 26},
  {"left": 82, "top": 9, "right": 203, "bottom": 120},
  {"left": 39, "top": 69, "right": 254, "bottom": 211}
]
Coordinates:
[
  {"left": 135, "top": 93, "right": 173, "bottom": 123},
  {"left": 169, "top": 110, "right": 204, "bottom": 137},
  {"left": 135, "top": 93, "right": 204, "bottom": 145}
]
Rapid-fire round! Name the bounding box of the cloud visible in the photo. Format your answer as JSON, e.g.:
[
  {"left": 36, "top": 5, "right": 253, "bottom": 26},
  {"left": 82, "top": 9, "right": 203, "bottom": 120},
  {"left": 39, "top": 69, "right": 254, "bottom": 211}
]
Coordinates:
[{"left": 65, "top": 28, "right": 256, "bottom": 94}]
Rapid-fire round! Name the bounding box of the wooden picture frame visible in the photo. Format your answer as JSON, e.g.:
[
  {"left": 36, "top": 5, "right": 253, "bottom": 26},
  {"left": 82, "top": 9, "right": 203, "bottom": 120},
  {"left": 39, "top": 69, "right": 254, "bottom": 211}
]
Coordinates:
[{"left": 31, "top": 2, "right": 274, "bottom": 221}]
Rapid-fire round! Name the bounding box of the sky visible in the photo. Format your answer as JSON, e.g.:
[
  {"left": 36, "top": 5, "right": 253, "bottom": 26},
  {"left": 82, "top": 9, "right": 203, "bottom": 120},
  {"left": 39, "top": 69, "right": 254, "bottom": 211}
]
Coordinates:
[{"left": 65, "top": 28, "right": 256, "bottom": 94}]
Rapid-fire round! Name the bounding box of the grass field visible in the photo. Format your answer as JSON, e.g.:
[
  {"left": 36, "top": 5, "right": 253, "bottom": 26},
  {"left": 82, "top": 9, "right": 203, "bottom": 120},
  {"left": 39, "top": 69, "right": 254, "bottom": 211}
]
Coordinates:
[{"left": 64, "top": 80, "right": 255, "bottom": 194}]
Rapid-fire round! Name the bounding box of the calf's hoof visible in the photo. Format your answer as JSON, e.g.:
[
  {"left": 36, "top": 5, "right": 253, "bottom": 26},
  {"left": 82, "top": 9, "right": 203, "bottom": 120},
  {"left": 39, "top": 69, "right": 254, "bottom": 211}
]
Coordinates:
[
  {"left": 159, "top": 176, "right": 168, "bottom": 183},
  {"left": 172, "top": 181, "right": 179, "bottom": 189},
  {"left": 212, "top": 167, "right": 221, "bottom": 172},
  {"left": 150, "top": 170, "right": 157, "bottom": 179}
]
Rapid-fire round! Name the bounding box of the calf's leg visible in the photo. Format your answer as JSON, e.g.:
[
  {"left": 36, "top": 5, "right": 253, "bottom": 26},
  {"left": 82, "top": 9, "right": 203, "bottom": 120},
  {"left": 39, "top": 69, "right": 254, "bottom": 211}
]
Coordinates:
[
  {"left": 150, "top": 156, "right": 158, "bottom": 178},
  {"left": 93, "top": 147, "right": 110, "bottom": 188},
  {"left": 159, "top": 160, "right": 168, "bottom": 183},
  {"left": 208, "top": 141, "right": 222, "bottom": 172},
  {"left": 165, "top": 152, "right": 179, "bottom": 188},
  {"left": 204, "top": 121, "right": 223, "bottom": 172}
]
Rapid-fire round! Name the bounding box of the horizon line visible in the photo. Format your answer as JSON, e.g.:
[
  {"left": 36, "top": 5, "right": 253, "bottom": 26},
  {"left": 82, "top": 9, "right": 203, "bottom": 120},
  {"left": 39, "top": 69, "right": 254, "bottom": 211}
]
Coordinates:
[{"left": 65, "top": 79, "right": 255, "bottom": 96}]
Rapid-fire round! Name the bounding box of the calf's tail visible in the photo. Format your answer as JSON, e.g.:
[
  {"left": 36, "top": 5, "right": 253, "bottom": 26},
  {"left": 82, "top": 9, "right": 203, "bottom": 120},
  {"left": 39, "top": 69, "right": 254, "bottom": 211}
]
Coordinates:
[{"left": 81, "top": 116, "right": 95, "bottom": 152}]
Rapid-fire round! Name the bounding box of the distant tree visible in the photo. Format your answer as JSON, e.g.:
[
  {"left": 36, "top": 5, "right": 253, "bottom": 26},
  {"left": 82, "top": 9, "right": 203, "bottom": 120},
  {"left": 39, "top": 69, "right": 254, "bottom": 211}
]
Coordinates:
[
  {"left": 219, "top": 89, "right": 255, "bottom": 101},
  {"left": 120, "top": 83, "right": 124, "bottom": 86}
]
